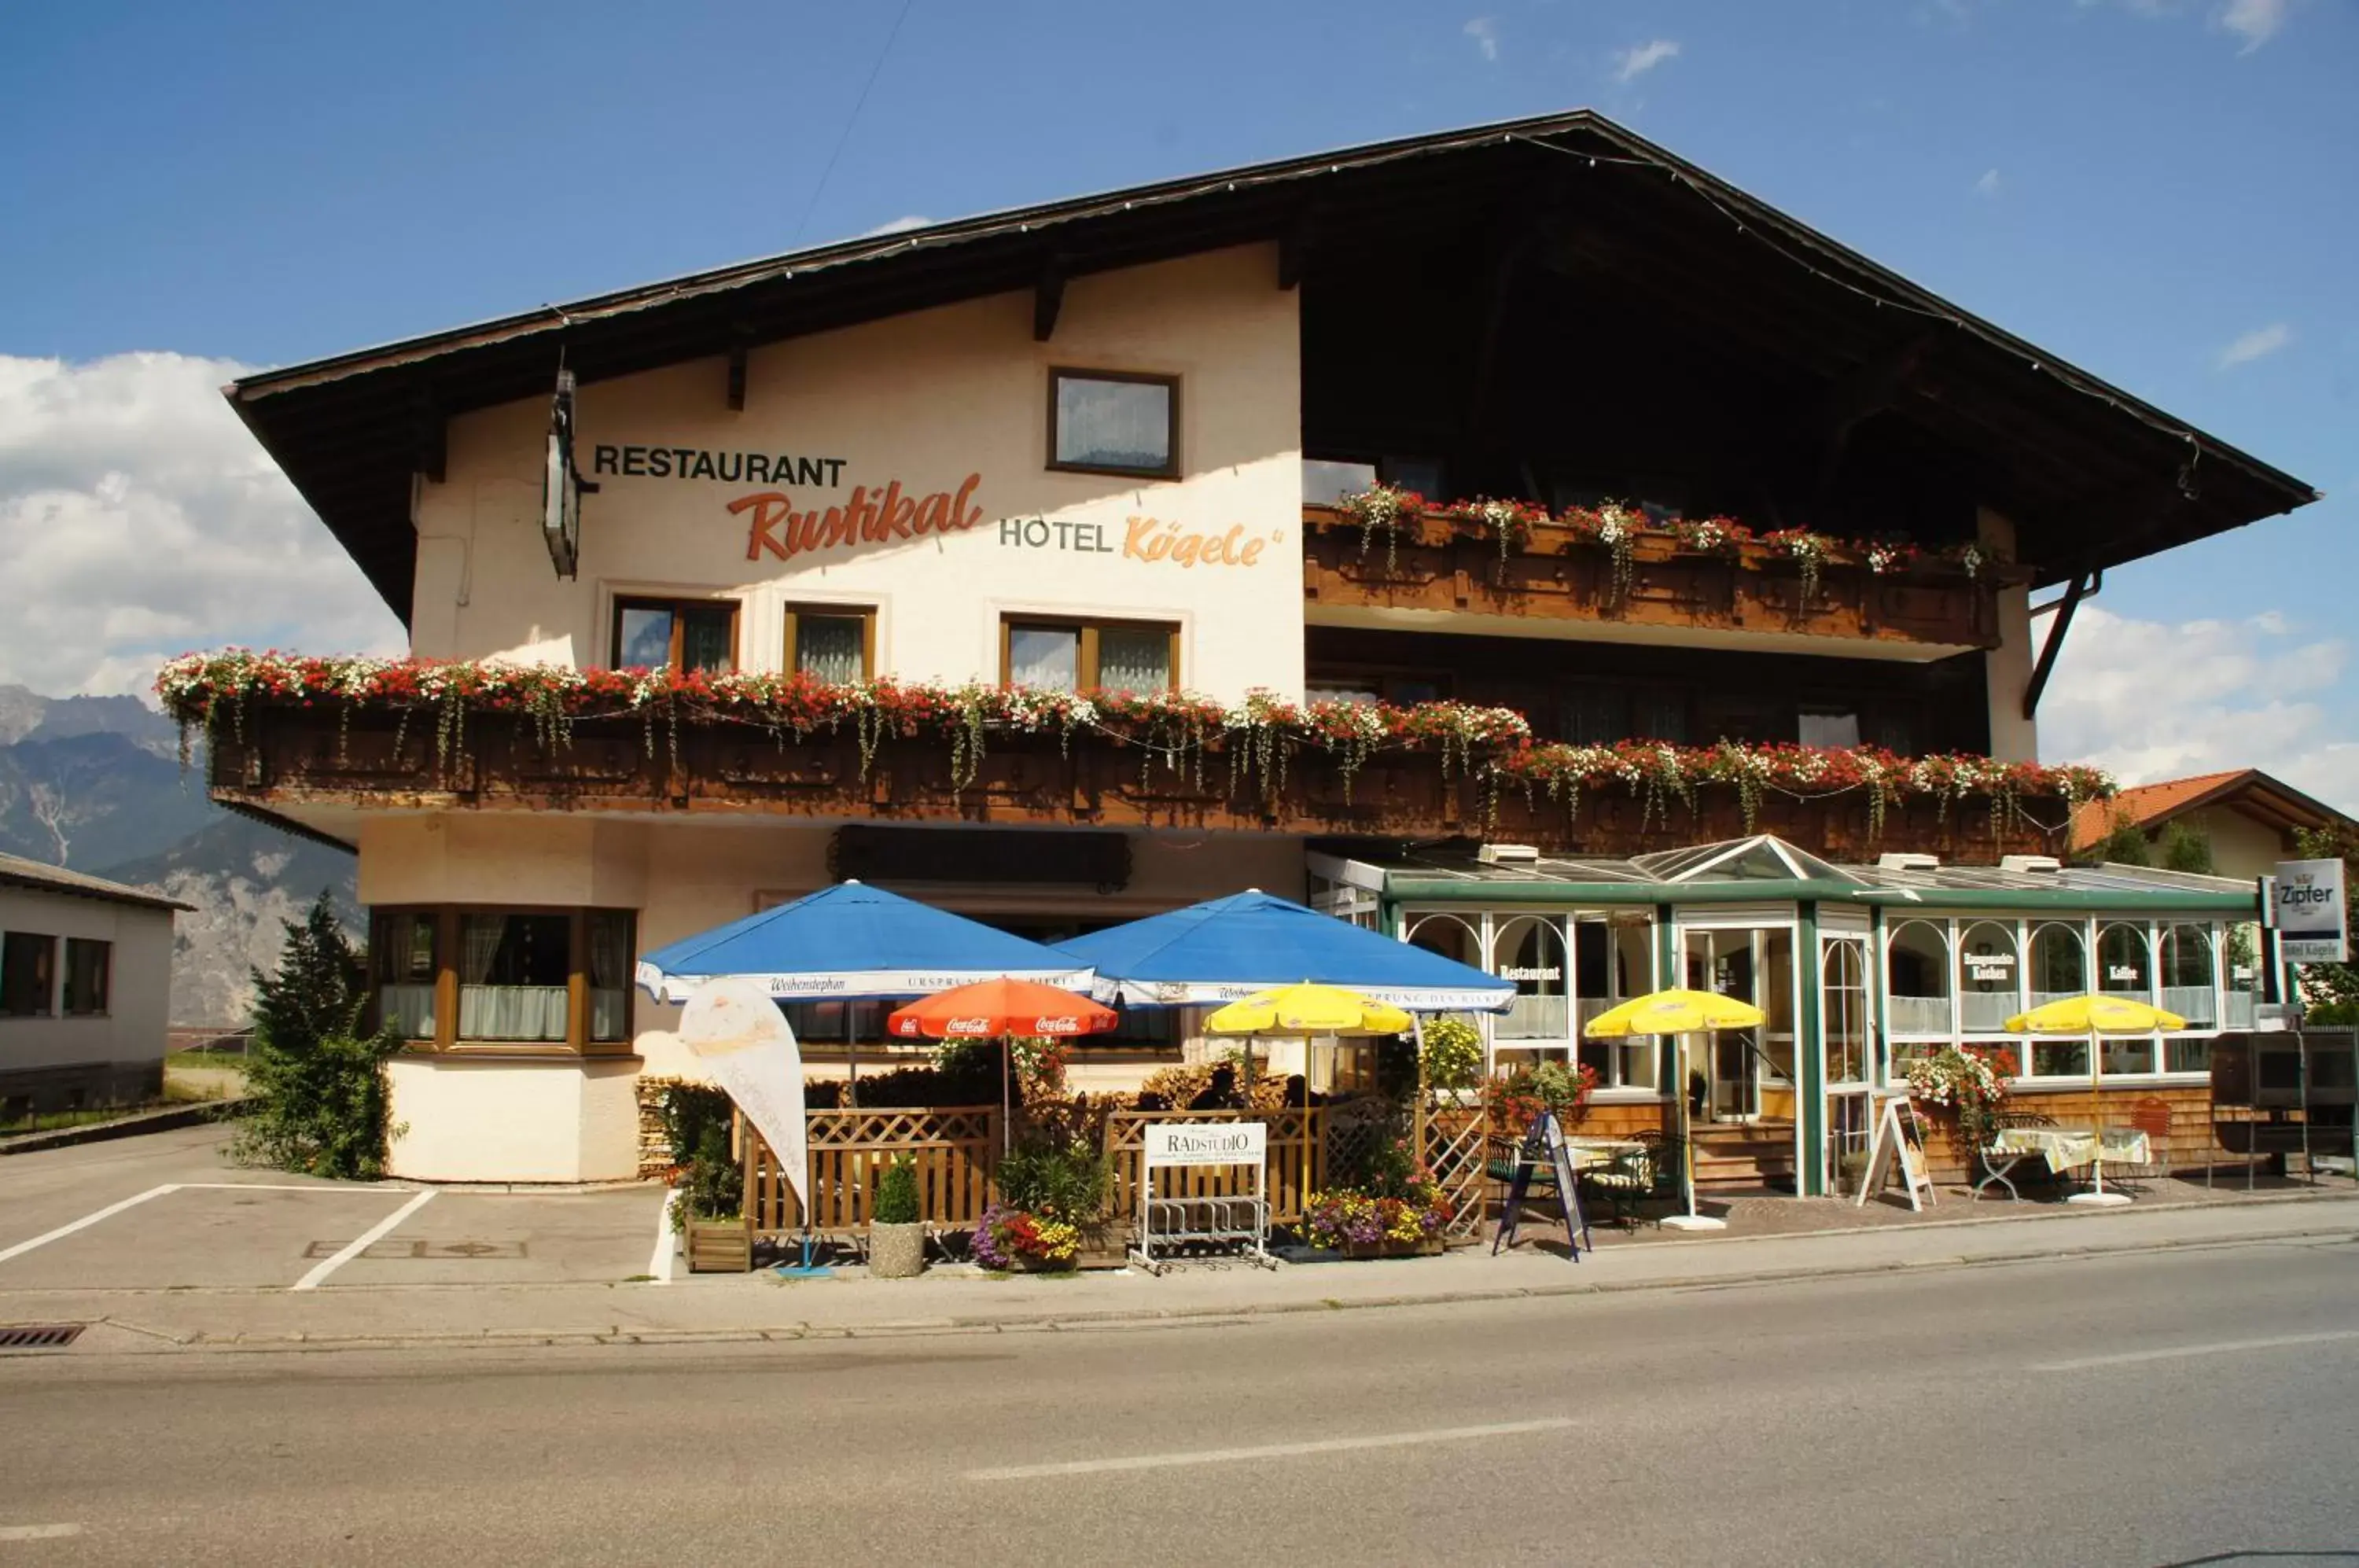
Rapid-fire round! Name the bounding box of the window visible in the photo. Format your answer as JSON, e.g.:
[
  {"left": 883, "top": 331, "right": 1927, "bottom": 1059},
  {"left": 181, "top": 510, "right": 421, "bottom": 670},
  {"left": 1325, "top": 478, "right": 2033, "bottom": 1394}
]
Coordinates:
[
  {"left": 1956, "top": 920, "right": 2021, "bottom": 1033},
  {"left": 1886, "top": 920, "right": 1952, "bottom": 1036},
  {"left": 1632, "top": 690, "right": 1691, "bottom": 745},
  {"left": 2029, "top": 922, "right": 2086, "bottom": 1010},
  {"left": 372, "top": 910, "right": 440, "bottom": 1041},
  {"left": 1492, "top": 915, "right": 1570, "bottom": 1043},
  {"left": 2158, "top": 924, "right": 2217, "bottom": 1029},
  {"left": 1, "top": 933, "right": 54, "bottom": 1017},
  {"left": 1821, "top": 940, "right": 1870, "bottom": 1085},
  {"left": 784, "top": 603, "right": 874, "bottom": 684},
  {"left": 1309, "top": 670, "right": 1452, "bottom": 709},
  {"left": 1797, "top": 709, "right": 1862, "bottom": 749},
  {"left": 2223, "top": 921, "right": 2261, "bottom": 1029},
  {"left": 1002, "top": 617, "right": 1177, "bottom": 694},
  {"left": 63, "top": 939, "right": 110, "bottom": 1016},
  {"left": 1303, "top": 458, "right": 1378, "bottom": 506},
  {"left": 370, "top": 907, "right": 633, "bottom": 1052},
  {"left": 1048, "top": 369, "right": 1178, "bottom": 478},
  {"left": 613, "top": 597, "right": 737, "bottom": 672}
]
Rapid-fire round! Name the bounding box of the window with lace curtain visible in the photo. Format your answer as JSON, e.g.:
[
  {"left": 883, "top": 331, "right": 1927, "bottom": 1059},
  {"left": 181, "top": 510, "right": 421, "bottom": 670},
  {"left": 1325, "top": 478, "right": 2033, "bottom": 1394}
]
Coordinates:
[
  {"left": 1047, "top": 369, "right": 1178, "bottom": 479},
  {"left": 783, "top": 603, "right": 874, "bottom": 683},
  {"left": 1000, "top": 617, "right": 1177, "bottom": 694},
  {"left": 366, "top": 906, "right": 635, "bottom": 1052}
]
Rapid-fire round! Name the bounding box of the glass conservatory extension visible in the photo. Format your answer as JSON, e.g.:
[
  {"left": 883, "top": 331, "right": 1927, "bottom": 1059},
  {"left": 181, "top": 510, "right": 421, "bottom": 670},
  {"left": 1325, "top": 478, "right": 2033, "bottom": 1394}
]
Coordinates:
[{"left": 1308, "top": 837, "right": 2265, "bottom": 1196}]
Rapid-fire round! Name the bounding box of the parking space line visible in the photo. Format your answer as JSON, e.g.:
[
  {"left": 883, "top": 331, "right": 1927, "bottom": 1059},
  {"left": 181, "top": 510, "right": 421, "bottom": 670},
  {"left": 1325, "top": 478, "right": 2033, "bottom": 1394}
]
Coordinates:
[
  {"left": 650, "top": 1190, "right": 679, "bottom": 1283},
  {"left": 291, "top": 1191, "right": 436, "bottom": 1291},
  {"left": 0, "top": 1184, "right": 181, "bottom": 1265},
  {"left": 0, "top": 1523, "right": 83, "bottom": 1542}
]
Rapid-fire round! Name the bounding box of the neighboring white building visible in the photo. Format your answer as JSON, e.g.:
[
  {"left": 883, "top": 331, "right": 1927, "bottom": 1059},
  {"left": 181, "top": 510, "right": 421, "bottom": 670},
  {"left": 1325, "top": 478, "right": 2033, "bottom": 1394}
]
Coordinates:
[{"left": 0, "top": 852, "right": 188, "bottom": 1118}]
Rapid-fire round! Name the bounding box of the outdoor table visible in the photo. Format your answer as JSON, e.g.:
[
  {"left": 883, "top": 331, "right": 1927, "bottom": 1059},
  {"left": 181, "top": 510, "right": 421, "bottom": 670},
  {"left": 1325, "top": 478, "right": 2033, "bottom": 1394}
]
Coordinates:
[{"left": 1978, "top": 1125, "right": 2151, "bottom": 1200}]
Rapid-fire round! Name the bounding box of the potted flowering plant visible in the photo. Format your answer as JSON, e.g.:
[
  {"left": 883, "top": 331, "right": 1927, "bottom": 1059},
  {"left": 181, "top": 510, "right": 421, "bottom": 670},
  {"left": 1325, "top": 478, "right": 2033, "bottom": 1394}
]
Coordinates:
[
  {"left": 973, "top": 1204, "right": 1082, "bottom": 1272},
  {"left": 1904, "top": 1043, "right": 2015, "bottom": 1158}
]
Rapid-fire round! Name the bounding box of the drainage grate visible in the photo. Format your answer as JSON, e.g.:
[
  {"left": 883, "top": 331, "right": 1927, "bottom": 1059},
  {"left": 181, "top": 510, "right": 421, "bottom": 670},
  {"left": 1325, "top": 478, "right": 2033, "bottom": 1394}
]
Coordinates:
[{"left": 0, "top": 1323, "right": 85, "bottom": 1351}]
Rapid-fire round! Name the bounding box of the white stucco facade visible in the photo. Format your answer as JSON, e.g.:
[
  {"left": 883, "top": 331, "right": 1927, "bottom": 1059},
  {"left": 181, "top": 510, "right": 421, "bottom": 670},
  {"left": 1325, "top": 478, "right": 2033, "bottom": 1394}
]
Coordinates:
[{"left": 0, "top": 881, "right": 177, "bottom": 1110}]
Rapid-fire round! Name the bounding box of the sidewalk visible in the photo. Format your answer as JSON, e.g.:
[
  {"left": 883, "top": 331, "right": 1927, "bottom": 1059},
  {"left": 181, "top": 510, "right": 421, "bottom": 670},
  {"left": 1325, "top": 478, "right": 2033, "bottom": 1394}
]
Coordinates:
[{"left": 18, "top": 1188, "right": 2357, "bottom": 1358}]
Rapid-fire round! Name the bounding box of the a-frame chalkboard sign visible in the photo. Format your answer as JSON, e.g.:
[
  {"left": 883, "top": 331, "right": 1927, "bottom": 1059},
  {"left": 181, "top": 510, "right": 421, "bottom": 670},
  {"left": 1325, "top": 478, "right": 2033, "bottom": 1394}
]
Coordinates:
[
  {"left": 1854, "top": 1093, "right": 1939, "bottom": 1211},
  {"left": 1492, "top": 1109, "right": 1589, "bottom": 1261}
]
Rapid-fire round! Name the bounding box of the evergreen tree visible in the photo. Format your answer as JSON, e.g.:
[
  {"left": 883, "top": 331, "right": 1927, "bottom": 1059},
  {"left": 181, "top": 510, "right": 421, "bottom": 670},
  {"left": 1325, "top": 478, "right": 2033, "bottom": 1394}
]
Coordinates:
[
  {"left": 249, "top": 891, "right": 365, "bottom": 1054},
  {"left": 239, "top": 892, "right": 403, "bottom": 1179}
]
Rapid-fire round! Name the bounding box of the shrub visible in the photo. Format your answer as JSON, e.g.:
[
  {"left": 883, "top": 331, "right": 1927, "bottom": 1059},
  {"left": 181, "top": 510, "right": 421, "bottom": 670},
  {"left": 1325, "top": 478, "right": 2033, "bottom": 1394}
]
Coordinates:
[
  {"left": 236, "top": 892, "right": 405, "bottom": 1180},
  {"left": 683, "top": 1121, "right": 742, "bottom": 1224},
  {"left": 1483, "top": 1059, "right": 1597, "bottom": 1135},
  {"left": 875, "top": 1156, "right": 921, "bottom": 1225},
  {"left": 996, "top": 1136, "right": 1110, "bottom": 1220}
]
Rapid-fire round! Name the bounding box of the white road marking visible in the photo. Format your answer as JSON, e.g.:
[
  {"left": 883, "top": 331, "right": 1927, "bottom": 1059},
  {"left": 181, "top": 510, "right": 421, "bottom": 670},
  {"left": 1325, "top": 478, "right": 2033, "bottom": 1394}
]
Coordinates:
[
  {"left": 290, "top": 1190, "right": 436, "bottom": 1291},
  {"left": 178, "top": 1182, "right": 406, "bottom": 1194},
  {"left": 650, "top": 1189, "right": 680, "bottom": 1284},
  {"left": 0, "top": 1185, "right": 180, "bottom": 1264},
  {"left": 965, "top": 1416, "right": 1577, "bottom": 1481},
  {"left": 2033, "top": 1328, "right": 2359, "bottom": 1371},
  {"left": 0, "top": 1523, "right": 83, "bottom": 1541}
]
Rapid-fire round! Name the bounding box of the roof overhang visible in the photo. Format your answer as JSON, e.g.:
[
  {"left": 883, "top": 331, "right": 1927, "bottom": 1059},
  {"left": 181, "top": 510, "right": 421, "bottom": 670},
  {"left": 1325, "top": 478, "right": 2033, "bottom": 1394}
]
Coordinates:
[{"left": 226, "top": 109, "right": 2319, "bottom": 624}]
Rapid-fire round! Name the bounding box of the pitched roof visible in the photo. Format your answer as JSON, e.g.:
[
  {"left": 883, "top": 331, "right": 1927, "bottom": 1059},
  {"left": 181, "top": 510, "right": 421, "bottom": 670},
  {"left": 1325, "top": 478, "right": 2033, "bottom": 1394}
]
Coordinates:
[
  {"left": 2070, "top": 769, "right": 2354, "bottom": 852},
  {"left": 224, "top": 109, "right": 2316, "bottom": 622},
  {"left": 0, "top": 852, "right": 193, "bottom": 913}
]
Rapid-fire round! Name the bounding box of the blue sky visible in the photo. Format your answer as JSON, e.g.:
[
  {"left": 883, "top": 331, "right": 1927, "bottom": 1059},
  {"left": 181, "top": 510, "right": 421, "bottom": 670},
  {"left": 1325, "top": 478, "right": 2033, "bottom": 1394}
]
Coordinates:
[{"left": 1, "top": 0, "right": 2351, "bottom": 799}]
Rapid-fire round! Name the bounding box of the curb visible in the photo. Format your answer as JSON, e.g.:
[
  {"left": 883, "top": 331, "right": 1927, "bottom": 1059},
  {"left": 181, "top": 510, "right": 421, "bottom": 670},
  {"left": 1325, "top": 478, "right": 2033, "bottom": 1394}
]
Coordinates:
[
  {"left": 57, "top": 1214, "right": 2359, "bottom": 1359},
  {"left": 0, "top": 1099, "right": 249, "bottom": 1157}
]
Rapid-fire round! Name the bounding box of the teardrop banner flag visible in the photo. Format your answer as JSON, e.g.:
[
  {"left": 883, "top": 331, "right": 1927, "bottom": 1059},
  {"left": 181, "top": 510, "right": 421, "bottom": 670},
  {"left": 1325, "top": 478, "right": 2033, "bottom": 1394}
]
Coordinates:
[{"left": 679, "top": 977, "right": 808, "bottom": 1219}]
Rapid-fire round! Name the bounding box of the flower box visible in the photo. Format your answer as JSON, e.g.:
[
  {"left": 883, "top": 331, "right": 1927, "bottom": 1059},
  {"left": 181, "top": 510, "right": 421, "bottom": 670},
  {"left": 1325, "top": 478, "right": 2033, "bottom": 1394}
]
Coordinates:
[{"left": 684, "top": 1217, "right": 752, "bottom": 1273}]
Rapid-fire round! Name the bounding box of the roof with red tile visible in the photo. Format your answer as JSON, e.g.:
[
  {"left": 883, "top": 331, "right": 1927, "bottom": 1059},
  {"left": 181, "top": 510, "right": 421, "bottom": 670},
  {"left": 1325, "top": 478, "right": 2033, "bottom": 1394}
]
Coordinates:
[{"left": 2070, "top": 768, "right": 2353, "bottom": 852}]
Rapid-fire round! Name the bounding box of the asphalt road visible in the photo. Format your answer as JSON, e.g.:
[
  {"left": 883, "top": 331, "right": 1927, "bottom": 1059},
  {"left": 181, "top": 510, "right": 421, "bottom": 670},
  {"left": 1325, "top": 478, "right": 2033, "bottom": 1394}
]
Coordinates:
[{"left": 4, "top": 1242, "right": 2357, "bottom": 1566}]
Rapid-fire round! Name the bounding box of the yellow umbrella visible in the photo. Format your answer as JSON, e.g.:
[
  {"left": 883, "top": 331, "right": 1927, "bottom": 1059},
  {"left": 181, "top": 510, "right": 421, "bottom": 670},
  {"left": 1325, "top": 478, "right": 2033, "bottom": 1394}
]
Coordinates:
[
  {"left": 1205, "top": 984, "right": 1415, "bottom": 1228},
  {"left": 2002, "top": 994, "right": 2184, "bottom": 1206},
  {"left": 1205, "top": 983, "right": 1414, "bottom": 1038},
  {"left": 1584, "top": 987, "right": 1768, "bottom": 1231}
]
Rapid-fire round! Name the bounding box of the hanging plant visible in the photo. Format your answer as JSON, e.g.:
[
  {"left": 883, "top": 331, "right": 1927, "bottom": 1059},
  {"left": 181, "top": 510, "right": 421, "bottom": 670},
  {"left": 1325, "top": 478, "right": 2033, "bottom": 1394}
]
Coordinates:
[
  {"left": 1446, "top": 496, "right": 1544, "bottom": 578},
  {"left": 1762, "top": 528, "right": 1836, "bottom": 605},
  {"left": 1338, "top": 483, "right": 1426, "bottom": 573}
]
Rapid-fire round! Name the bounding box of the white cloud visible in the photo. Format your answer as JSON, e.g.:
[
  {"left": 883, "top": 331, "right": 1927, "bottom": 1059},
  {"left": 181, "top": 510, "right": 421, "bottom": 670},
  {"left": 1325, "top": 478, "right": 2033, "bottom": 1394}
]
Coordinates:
[
  {"left": 1974, "top": 167, "right": 2002, "bottom": 197},
  {"left": 0, "top": 353, "right": 405, "bottom": 700},
  {"left": 1611, "top": 39, "right": 1680, "bottom": 83},
  {"left": 857, "top": 215, "right": 933, "bottom": 238},
  {"left": 2216, "top": 322, "right": 2292, "bottom": 369},
  {"left": 2218, "top": 0, "right": 2290, "bottom": 50},
  {"left": 1464, "top": 17, "right": 1500, "bottom": 61},
  {"left": 2041, "top": 605, "right": 2359, "bottom": 812}
]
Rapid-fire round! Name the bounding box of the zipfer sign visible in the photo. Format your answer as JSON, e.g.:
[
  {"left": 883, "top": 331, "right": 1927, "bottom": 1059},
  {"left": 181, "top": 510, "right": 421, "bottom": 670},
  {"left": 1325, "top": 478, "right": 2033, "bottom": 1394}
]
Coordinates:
[{"left": 2273, "top": 857, "right": 2348, "bottom": 964}]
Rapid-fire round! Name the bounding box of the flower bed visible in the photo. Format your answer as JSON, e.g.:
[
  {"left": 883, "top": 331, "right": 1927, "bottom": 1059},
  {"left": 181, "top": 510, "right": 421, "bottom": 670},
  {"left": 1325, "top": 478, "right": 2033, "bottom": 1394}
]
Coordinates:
[
  {"left": 1302, "top": 1181, "right": 1453, "bottom": 1256},
  {"left": 973, "top": 1203, "right": 1081, "bottom": 1271}
]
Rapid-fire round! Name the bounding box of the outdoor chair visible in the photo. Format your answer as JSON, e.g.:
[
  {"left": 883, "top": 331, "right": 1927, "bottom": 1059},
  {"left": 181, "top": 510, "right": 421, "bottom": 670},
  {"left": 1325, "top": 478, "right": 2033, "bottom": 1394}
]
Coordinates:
[
  {"left": 1974, "top": 1110, "right": 2061, "bottom": 1202},
  {"left": 1577, "top": 1144, "right": 1654, "bottom": 1231},
  {"left": 2107, "top": 1098, "right": 2177, "bottom": 1193}
]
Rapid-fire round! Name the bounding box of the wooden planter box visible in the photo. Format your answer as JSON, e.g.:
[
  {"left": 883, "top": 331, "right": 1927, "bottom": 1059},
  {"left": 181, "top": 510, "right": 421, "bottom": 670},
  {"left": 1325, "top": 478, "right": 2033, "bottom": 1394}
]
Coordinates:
[{"left": 684, "top": 1217, "right": 753, "bottom": 1273}]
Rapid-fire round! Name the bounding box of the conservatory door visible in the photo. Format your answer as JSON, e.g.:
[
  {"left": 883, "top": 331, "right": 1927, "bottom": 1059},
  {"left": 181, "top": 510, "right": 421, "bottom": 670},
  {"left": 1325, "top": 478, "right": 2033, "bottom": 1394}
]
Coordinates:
[
  {"left": 1820, "top": 936, "right": 1874, "bottom": 1193},
  {"left": 1681, "top": 926, "right": 1797, "bottom": 1122}
]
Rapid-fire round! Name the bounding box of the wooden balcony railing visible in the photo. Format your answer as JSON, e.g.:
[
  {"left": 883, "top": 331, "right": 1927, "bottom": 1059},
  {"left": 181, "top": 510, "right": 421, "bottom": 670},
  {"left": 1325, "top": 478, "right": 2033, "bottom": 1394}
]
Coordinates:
[
  {"left": 1302, "top": 504, "right": 2012, "bottom": 650},
  {"left": 200, "top": 693, "right": 2085, "bottom": 859}
]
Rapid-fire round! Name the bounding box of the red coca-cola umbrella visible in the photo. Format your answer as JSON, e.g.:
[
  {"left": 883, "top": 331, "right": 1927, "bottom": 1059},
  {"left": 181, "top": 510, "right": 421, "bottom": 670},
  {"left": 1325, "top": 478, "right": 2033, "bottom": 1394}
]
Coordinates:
[
  {"left": 887, "top": 978, "right": 1119, "bottom": 1040},
  {"left": 889, "top": 980, "right": 1119, "bottom": 1149}
]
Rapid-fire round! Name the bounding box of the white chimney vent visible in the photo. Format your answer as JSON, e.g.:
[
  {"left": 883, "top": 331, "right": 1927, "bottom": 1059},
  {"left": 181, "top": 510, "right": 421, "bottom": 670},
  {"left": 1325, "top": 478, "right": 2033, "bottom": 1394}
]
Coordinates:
[
  {"left": 2000, "top": 855, "right": 2063, "bottom": 874},
  {"left": 1878, "top": 852, "right": 1940, "bottom": 871},
  {"left": 1478, "top": 843, "right": 1541, "bottom": 864}
]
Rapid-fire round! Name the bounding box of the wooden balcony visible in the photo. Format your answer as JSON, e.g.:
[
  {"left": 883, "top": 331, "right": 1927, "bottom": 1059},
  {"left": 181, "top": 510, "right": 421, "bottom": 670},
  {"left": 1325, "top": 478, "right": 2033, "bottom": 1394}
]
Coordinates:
[
  {"left": 1301, "top": 505, "right": 2011, "bottom": 653},
  {"left": 203, "top": 698, "right": 2072, "bottom": 860}
]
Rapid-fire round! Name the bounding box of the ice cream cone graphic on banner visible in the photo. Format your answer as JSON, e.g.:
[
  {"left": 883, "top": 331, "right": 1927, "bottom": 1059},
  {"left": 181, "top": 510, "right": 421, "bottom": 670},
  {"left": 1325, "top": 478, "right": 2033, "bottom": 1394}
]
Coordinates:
[{"left": 679, "top": 977, "right": 808, "bottom": 1218}]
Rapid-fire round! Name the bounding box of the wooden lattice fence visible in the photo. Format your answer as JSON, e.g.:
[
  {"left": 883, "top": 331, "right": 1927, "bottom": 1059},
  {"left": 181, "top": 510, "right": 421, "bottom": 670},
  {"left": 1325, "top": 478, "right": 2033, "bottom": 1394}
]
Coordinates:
[
  {"left": 1102, "top": 1107, "right": 1325, "bottom": 1229},
  {"left": 1421, "top": 1096, "right": 1490, "bottom": 1245},
  {"left": 742, "top": 1105, "right": 1000, "bottom": 1242}
]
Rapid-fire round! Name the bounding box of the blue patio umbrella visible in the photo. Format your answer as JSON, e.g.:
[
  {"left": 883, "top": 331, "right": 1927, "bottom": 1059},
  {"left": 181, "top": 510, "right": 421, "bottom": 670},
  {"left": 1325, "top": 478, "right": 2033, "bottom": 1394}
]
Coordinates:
[
  {"left": 1055, "top": 890, "right": 1512, "bottom": 1013},
  {"left": 635, "top": 880, "right": 1094, "bottom": 1003},
  {"left": 638, "top": 878, "right": 1096, "bottom": 1119}
]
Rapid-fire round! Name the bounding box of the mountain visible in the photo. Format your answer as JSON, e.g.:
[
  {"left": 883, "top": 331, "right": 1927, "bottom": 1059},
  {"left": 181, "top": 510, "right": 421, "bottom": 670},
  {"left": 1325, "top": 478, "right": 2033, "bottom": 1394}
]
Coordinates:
[
  {"left": 98, "top": 815, "right": 360, "bottom": 1029},
  {"left": 0, "top": 683, "right": 357, "bottom": 1026}
]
